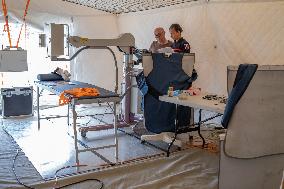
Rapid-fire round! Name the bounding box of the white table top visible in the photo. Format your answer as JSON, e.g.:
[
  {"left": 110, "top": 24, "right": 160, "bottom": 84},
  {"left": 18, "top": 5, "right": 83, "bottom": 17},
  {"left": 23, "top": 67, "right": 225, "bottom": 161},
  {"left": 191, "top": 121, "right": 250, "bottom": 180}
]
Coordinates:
[{"left": 159, "top": 93, "right": 226, "bottom": 114}]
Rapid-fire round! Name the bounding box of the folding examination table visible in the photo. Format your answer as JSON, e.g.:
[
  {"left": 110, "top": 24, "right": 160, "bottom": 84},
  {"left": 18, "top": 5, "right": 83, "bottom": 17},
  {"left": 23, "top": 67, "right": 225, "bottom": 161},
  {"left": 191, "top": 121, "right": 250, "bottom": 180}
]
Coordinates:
[{"left": 35, "top": 80, "right": 121, "bottom": 165}]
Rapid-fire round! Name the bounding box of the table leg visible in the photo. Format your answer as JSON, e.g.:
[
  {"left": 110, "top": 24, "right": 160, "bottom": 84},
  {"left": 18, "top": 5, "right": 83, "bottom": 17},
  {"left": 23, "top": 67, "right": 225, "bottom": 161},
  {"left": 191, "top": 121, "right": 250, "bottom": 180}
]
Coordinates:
[
  {"left": 198, "top": 109, "right": 205, "bottom": 147},
  {"left": 37, "top": 86, "right": 40, "bottom": 130},
  {"left": 72, "top": 101, "right": 80, "bottom": 166},
  {"left": 167, "top": 104, "right": 179, "bottom": 157},
  {"left": 114, "top": 102, "right": 118, "bottom": 163},
  {"left": 67, "top": 103, "right": 70, "bottom": 127}
]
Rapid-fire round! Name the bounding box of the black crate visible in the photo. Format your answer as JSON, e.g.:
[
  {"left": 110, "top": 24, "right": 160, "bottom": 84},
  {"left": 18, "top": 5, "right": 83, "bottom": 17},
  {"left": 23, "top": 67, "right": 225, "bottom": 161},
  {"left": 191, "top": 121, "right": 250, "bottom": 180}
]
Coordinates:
[{"left": 1, "top": 87, "right": 33, "bottom": 118}]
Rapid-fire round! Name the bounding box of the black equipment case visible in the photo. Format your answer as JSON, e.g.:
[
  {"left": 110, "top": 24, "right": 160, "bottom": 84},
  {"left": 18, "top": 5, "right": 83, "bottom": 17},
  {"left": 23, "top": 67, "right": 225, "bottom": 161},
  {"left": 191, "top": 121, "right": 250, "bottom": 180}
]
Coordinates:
[{"left": 1, "top": 87, "right": 33, "bottom": 118}]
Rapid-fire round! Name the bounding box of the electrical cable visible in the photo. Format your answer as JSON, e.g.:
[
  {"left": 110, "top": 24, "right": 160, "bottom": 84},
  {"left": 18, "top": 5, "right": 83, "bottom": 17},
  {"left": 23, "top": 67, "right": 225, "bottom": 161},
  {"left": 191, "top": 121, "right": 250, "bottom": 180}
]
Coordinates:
[
  {"left": 53, "top": 164, "right": 103, "bottom": 189},
  {"left": 54, "top": 178, "right": 104, "bottom": 189},
  {"left": 12, "top": 150, "right": 104, "bottom": 189},
  {"left": 7, "top": 127, "right": 104, "bottom": 189},
  {"left": 12, "top": 150, "right": 35, "bottom": 189}
]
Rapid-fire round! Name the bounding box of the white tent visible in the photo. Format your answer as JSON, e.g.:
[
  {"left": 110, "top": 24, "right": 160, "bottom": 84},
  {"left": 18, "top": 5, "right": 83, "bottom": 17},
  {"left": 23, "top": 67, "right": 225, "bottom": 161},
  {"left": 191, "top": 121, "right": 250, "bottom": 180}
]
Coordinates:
[
  {"left": 0, "top": 1, "right": 284, "bottom": 188},
  {"left": 1, "top": 0, "right": 283, "bottom": 94}
]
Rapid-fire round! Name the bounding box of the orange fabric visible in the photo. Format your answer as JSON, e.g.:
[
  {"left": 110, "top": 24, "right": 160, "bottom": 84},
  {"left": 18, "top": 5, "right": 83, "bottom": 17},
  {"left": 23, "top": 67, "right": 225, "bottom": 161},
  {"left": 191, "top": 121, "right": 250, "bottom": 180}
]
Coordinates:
[
  {"left": 16, "top": 0, "right": 31, "bottom": 48},
  {"left": 59, "top": 88, "right": 100, "bottom": 106},
  {"left": 2, "top": 0, "right": 12, "bottom": 47},
  {"left": 1, "top": 0, "right": 31, "bottom": 48}
]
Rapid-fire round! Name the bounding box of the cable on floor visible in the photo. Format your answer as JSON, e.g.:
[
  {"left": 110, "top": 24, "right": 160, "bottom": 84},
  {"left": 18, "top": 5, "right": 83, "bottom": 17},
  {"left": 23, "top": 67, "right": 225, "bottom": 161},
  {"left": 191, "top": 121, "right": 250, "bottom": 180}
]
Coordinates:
[
  {"left": 12, "top": 150, "right": 35, "bottom": 189},
  {"left": 12, "top": 150, "right": 104, "bottom": 189}
]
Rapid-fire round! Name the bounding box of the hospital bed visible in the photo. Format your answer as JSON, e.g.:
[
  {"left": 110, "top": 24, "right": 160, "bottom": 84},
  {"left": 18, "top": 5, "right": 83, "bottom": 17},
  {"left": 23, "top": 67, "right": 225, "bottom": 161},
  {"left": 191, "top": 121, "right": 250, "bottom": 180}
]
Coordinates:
[{"left": 35, "top": 80, "right": 120, "bottom": 165}]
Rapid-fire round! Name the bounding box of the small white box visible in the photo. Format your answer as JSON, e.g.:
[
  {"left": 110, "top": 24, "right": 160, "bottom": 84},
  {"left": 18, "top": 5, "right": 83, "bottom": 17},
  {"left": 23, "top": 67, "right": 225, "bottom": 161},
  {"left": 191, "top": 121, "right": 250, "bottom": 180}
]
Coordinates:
[{"left": 0, "top": 48, "right": 28, "bottom": 72}]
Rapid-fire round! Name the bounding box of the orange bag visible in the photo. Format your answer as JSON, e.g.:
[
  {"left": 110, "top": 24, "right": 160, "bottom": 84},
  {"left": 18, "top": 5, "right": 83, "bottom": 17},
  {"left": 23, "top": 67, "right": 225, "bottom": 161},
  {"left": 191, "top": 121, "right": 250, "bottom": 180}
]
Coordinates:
[{"left": 59, "top": 88, "right": 100, "bottom": 105}]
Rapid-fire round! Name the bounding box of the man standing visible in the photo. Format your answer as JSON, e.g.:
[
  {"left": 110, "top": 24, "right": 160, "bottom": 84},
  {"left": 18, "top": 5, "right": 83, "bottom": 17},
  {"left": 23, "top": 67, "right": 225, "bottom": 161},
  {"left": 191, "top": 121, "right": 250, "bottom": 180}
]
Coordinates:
[
  {"left": 149, "top": 27, "right": 173, "bottom": 53},
  {"left": 169, "top": 24, "right": 190, "bottom": 53}
]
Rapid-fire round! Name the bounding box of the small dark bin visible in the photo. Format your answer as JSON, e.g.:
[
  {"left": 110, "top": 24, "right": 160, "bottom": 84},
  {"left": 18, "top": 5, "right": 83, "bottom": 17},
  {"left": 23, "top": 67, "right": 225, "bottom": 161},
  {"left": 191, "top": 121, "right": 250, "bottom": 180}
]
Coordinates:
[{"left": 1, "top": 87, "right": 33, "bottom": 118}]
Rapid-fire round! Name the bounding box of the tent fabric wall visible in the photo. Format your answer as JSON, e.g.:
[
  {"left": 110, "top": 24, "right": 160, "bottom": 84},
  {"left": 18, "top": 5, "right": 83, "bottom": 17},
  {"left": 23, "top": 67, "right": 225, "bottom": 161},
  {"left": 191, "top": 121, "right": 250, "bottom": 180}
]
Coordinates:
[
  {"left": 2, "top": 0, "right": 284, "bottom": 94},
  {"left": 70, "top": 15, "right": 123, "bottom": 91},
  {"left": 118, "top": 1, "right": 284, "bottom": 95},
  {"left": 1, "top": 0, "right": 121, "bottom": 92}
]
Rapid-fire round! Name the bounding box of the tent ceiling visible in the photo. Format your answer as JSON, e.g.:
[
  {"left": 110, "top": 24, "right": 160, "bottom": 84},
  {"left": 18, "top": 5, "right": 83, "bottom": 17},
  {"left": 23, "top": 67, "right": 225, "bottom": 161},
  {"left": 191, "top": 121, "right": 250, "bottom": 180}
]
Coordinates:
[
  {"left": 62, "top": 0, "right": 197, "bottom": 14},
  {"left": 3, "top": 0, "right": 108, "bottom": 16}
]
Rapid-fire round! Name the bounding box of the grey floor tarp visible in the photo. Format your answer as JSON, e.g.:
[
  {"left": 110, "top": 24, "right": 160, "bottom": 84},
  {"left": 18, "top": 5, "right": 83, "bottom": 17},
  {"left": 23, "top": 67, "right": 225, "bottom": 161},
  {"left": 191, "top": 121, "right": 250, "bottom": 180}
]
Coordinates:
[
  {"left": 0, "top": 102, "right": 220, "bottom": 189},
  {"left": 0, "top": 124, "right": 219, "bottom": 189},
  {"left": 31, "top": 148, "right": 219, "bottom": 189},
  {"left": 0, "top": 127, "right": 43, "bottom": 189}
]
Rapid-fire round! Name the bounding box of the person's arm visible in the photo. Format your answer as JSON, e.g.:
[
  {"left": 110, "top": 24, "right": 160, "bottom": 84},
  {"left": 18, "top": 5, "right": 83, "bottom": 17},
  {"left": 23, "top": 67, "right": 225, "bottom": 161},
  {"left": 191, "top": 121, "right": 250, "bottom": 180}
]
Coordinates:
[
  {"left": 183, "top": 40, "right": 191, "bottom": 53},
  {"left": 149, "top": 41, "right": 155, "bottom": 53},
  {"left": 167, "top": 40, "right": 173, "bottom": 48}
]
